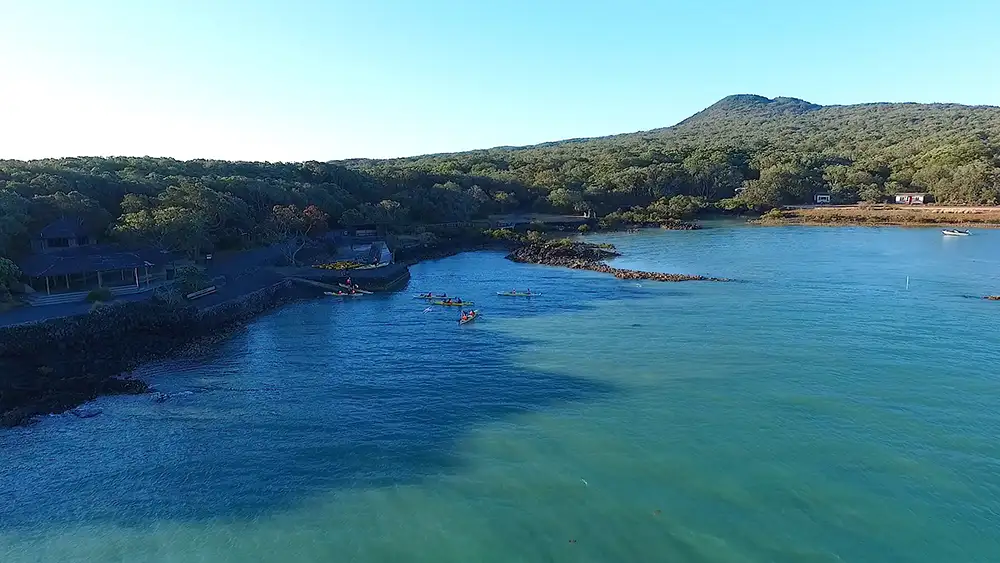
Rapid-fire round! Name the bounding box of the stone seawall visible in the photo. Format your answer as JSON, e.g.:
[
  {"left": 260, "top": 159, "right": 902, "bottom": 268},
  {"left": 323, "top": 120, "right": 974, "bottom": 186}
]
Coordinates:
[{"left": 0, "top": 280, "right": 294, "bottom": 427}]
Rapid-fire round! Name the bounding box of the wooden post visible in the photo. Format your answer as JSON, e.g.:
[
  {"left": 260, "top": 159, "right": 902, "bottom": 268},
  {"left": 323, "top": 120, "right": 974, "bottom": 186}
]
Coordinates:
[
  {"left": 65, "top": 274, "right": 70, "bottom": 289},
  {"left": 45, "top": 276, "right": 50, "bottom": 295},
  {"left": 145, "top": 265, "right": 150, "bottom": 287},
  {"left": 134, "top": 267, "right": 139, "bottom": 288},
  {"left": 97, "top": 271, "right": 103, "bottom": 287}
]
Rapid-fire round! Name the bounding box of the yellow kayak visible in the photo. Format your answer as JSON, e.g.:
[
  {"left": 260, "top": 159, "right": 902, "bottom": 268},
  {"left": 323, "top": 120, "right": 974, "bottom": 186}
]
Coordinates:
[
  {"left": 459, "top": 310, "right": 480, "bottom": 325},
  {"left": 431, "top": 300, "right": 474, "bottom": 306}
]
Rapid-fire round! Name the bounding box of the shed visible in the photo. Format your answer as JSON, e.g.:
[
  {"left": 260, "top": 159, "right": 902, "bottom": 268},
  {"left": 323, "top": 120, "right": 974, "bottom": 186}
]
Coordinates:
[
  {"left": 18, "top": 245, "right": 174, "bottom": 295},
  {"left": 894, "top": 193, "right": 930, "bottom": 205}
]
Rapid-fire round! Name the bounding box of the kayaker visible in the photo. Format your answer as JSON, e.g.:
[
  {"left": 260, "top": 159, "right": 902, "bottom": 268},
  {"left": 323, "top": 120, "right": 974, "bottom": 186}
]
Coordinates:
[{"left": 346, "top": 277, "right": 352, "bottom": 287}]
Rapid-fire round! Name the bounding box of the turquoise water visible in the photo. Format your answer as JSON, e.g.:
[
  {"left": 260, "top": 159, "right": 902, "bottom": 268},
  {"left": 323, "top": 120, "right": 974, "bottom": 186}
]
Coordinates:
[{"left": 3, "top": 223, "right": 1000, "bottom": 562}]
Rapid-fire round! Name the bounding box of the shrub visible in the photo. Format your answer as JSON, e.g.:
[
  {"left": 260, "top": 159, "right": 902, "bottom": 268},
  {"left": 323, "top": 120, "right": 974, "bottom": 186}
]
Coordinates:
[
  {"left": 86, "top": 287, "right": 113, "bottom": 303},
  {"left": 483, "top": 229, "right": 524, "bottom": 243},
  {"left": 762, "top": 208, "right": 785, "bottom": 220},
  {"left": 578, "top": 224, "right": 591, "bottom": 233}
]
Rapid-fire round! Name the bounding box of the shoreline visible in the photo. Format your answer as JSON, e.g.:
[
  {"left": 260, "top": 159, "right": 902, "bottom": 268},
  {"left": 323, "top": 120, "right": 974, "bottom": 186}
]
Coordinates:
[
  {"left": 10, "top": 216, "right": 991, "bottom": 427},
  {"left": 0, "top": 242, "right": 483, "bottom": 427},
  {"left": 1, "top": 232, "right": 723, "bottom": 427},
  {"left": 0, "top": 281, "right": 301, "bottom": 427},
  {"left": 755, "top": 206, "right": 1000, "bottom": 228},
  {"left": 756, "top": 218, "right": 1000, "bottom": 228}
]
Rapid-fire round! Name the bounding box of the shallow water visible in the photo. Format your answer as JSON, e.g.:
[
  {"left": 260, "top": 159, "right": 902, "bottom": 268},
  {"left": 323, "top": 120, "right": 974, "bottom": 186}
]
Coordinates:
[{"left": 3, "top": 223, "right": 1000, "bottom": 562}]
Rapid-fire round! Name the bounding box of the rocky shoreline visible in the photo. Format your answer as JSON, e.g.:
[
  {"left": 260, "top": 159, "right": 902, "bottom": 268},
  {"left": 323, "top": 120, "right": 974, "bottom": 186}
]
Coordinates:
[
  {"left": 506, "top": 240, "right": 729, "bottom": 282},
  {"left": 1, "top": 233, "right": 720, "bottom": 429},
  {"left": 0, "top": 280, "right": 297, "bottom": 427}
]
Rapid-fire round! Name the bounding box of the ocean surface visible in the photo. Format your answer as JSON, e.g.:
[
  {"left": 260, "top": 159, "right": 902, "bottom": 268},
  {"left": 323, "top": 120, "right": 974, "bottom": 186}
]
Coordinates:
[{"left": 3, "top": 222, "right": 1000, "bottom": 562}]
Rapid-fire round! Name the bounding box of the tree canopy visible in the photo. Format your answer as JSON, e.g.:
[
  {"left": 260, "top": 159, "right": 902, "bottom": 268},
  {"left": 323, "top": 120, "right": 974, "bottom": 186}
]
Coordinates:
[{"left": 2, "top": 94, "right": 999, "bottom": 258}]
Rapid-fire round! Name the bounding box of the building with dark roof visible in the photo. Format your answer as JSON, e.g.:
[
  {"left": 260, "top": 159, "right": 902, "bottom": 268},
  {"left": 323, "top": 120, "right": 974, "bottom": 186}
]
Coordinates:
[
  {"left": 31, "top": 217, "right": 96, "bottom": 253},
  {"left": 18, "top": 219, "right": 176, "bottom": 297}
]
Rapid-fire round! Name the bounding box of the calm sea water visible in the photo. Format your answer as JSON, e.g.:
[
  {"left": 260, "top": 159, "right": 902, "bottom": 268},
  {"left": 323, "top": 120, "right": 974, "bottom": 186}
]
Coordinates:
[{"left": 3, "top": 223, "right": 1000, "bottom": 562}]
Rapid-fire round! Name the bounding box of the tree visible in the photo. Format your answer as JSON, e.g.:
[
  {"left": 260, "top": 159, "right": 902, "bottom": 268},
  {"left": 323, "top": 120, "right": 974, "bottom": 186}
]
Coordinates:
[
  {"left": 114, "top": 206, "right": 210, "bottom": 258},
  {"left": 493, "top": 191, "right": 519, "bottom": 213},
  {"left": 156, "top": 182, "right": 251, "bottom": 241},
  {"left": 0, "top": 190, "right": 30, "bottom": 257},
  {"left": 0, "top": 257, "right": 21, "bottom": 302},
  {"left": 268, "top": 204, "right": 329, "bottom": 265},
  {"left": 738, "top": 180, "right": 782, "bottom": 210},
  {"left": 174, "top": 265, "right": 210, "bottom": 295},
  {"left": 546, "top": 188, "right": 584, "bottom": 212},
  {"left": 29, "top": 191, "right": 112, "bottom": 234},
  {"left": 667, "top": 195, "right": 705, "bottom": 219},
  {"left": 1, "top": 96, "right": 1000, "bottom": 258}
]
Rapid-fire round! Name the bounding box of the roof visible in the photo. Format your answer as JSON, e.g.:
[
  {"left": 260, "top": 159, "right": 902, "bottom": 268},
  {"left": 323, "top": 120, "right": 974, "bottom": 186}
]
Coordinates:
[
  {"left": 38, "top": 217, "right": 90, "bottom": 239},
  {"left": 17, "top": 245, "right": 173, "bottom": 277}
]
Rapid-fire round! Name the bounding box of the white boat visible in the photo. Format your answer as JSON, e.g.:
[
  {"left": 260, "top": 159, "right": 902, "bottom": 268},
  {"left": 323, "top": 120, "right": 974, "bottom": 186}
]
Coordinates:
[{"left": 942, "top": 229, "right": 971, "bottom": 236}]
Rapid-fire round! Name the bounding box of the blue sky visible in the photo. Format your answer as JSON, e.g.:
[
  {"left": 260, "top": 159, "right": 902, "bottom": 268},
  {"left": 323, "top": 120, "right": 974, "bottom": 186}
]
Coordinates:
[{"left": 1, "top": 0, "right": 997, "bottom": 162}]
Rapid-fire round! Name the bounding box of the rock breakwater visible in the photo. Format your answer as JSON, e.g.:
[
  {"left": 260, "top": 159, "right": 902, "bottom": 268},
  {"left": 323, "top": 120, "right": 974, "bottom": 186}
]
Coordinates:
[{"left": 506, "top": 240, "right": 728, "bottom": 282}]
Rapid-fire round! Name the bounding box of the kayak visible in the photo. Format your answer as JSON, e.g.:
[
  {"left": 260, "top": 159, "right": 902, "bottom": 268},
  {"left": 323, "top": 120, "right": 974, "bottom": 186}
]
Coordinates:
[
  {"left": 339, "top": 284, "right": 373, "bottom": 294},
  {"left": 325, "top": 291, "right": 362, "bottom": 297},
  {"left": 459, "top": 310, "right": 480, "bottom": 325},
  {"left": 497, "top": 292, "right": 539, "bottom": 297},
  {"left": 413, "top": 294, "right": 448, "bottom": 299},
  {"left": 431, "top": 301, "right": 474, "bottom": 306}
]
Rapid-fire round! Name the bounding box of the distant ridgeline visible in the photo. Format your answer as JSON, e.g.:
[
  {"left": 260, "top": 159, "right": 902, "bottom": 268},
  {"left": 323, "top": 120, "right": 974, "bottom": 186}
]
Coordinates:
[{"left": 3, "top": 94, "right": 1000, "bottom": 258}]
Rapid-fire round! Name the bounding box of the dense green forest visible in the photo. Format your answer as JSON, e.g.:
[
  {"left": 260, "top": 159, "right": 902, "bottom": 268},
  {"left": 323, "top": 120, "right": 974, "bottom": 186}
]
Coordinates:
[{"left": 2, "top": 94, "right": 1000, "bottom": 261}]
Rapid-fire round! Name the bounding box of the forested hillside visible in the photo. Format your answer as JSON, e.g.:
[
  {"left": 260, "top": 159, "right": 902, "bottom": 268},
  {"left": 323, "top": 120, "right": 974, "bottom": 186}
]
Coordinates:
[{"left": 2, "top": 95, "right": 999, "bottom": 260}]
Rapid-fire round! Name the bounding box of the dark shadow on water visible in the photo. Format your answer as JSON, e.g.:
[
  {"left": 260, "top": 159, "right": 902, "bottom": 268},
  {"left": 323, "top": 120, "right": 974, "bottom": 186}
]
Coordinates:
[{"left": 0, "top": 252, "right": 619, "bottom": 529}]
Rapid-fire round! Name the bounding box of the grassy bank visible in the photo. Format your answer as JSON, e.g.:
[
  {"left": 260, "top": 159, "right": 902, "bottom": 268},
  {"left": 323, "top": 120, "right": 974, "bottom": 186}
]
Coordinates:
[{"left": 757, "top": 205, "right": 1000, "bottom": 227}]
